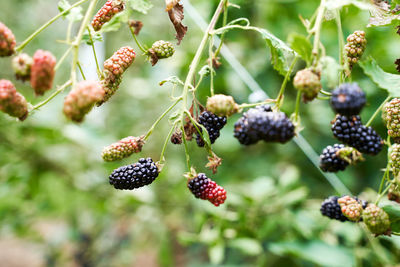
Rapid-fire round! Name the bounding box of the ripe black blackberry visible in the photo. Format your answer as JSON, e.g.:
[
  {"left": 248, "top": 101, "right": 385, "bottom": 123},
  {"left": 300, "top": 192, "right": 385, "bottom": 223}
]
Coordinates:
[
  {"left": 234, "top": 105, "right": 295, "bottom": 145},
  {"left": 109, "top": 158, "right": 159, "bottom": 190},
  {"left": 196, "top": 111, "right": 227, "bottom": 147},
  {"left": 330, "top": 83, "right": 366, "bottom": 115},
  {"left": 319, "top": 144, "right": 349, "bottom": 172},
  {"left": 331, "top": 115, "right": 362, "bottom": 144},
  {"left": 320, "top": 196, "right": 349, "bottom": 222}
]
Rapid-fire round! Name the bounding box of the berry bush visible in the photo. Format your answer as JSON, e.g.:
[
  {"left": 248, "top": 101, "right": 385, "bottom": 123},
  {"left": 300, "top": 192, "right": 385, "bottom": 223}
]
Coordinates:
[{"left": 3, "top": 0, "right": 400, "bottom": 265}]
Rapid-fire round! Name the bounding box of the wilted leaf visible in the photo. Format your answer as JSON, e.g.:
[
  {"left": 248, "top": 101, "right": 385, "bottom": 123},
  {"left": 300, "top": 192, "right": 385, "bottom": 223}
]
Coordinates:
[
  {"left": 359, "top": 57, "right": 400, "bottom": 96},
  {"left": 128, "top": 0, "right": 153, "bottom": 14},
  {"left": 58, "top": 0, "right": 83, "bottom": 22},
  {"left": 288, "top": 33, "right": 312, "bottom": 65},
  {"left": 167, "top": 2, "right": 187, "bottom": 45},
  {"left": 368, "top": 0, "right": 400, "bottom": 27}
]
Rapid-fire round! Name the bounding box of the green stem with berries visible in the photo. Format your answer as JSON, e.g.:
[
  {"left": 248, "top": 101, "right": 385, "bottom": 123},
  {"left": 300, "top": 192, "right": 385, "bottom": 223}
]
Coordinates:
[
  {"left": 87, "top": 26, "right": 102, "bottom": 78},
  {"left": 275, "top": 57, "right": 298, "bottom": 109},
  {"left": 30, "top": 80, "right": 72, "bottom": 112},
  {"left": 129, "top": 25, "right": 147, "bottom": 53}
]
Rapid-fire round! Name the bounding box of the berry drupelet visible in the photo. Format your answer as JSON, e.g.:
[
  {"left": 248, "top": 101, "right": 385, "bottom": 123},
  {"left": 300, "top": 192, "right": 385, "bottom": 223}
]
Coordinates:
[
  {"left": 319, "top": 144, "right": 349, "bottom": 172},
  {"left": 187, "top": 173, "right": 227, "bottom": 206},
  {"left": 109, "top": 158, "right": 159, "bottom": 190},
  {"left": 320, "top": 196, "right": 349, "bottom": 222},
  {"left": 330, "top": 83, "right": 366, "bottom": 116},
  {"left": 196, "top": 111, "right": 227, "bottom": 147}
]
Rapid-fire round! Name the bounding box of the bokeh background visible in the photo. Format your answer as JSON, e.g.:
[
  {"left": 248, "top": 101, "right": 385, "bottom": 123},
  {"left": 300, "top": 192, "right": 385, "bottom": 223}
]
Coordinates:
[{"left": 1, "top": 0, "right": 400, "bottom": 266}]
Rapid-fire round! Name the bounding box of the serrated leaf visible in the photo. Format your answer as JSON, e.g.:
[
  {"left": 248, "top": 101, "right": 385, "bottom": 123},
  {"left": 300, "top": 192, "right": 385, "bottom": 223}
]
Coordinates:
[
  {"left": 58, "top": 0, "right": 83, "bottom": 22},
  {"left": 359, "top": 57, "right": 400, "bottom": 97},
  {"left": 99, "top": 9, "right": 132, "bottom": 33},
  {"left": 213, "top": 25, "right": 297, "bottom": 76},
  {"left": 288, "top": 33, "right": 312, "bottom": 65},
  {"left": 128, "top": 0, "right": 154, "bottom": 14}
]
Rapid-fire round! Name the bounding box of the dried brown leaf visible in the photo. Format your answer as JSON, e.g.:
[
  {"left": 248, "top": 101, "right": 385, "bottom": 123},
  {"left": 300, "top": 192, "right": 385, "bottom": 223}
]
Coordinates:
[{"left": 167, "top": 3, "right": 187, "bottom": 45}]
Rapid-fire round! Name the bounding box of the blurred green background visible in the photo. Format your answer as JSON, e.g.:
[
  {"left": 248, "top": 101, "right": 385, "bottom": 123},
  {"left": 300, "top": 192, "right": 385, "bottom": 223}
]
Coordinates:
[{"left": 1, "top": 0, "right": 400, "bottom": 266}]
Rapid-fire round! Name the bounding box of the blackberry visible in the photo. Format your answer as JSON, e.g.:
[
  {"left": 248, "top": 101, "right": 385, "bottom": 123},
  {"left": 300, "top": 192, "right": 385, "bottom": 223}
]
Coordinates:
[
  {"left": 109, "top": 158, "right": 159, "bottom": 190},
  {"left": 206, "top": 94, "right": 239, "bottom": 117},
  {"left": 331, "top": 115, "right": 383, "bottom": 155},
  {"left": 196, "top": 111, "right": 227, "bottom": 147},
  {"left": 383, "top": 98, "right": 400, "bottom": 140},
  {"left": 363, "top": 204, "right": 391, "bottom": 236},
  {"left": 234, "top": 105, "right": 295, "bottom": 145},
  {"left": 344, "top": 30, "right": 366, "bottom": 67},
  {"left": 320, "top": 196, "right": 349, "bottom": 222},
  {"left": 187, "top": 173, "right": 227, "bottom": 206},
  {"left": 338, "top": 195, "right": 363, "bottom": 222},
  {"left": 330, "top": 83, "right": 366, "bottom": 115},
  {"left": 293, "top": 68, "right": 321, "bottom": 102},
  {"left": 319, "top": 144, "right": 349, "bottom": 172}
]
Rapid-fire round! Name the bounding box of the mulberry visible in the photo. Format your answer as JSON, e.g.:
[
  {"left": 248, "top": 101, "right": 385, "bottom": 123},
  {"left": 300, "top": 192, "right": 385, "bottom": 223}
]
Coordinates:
[
  {"left": 234, "top": 105, "right": 295, "bottom": 145},
  {"left": 187, "top": 173, "right": 227, "bottom": 206},
  {"left": 30, "top": 50, "right": 56, "bottom": 96},
  {"left": 63, "top": 81, "right": 105, "bottom": 122},
  {"left": 102, "top": 136, "right": 145, "bottom": 162},
  {"left": 330, "top": 83, "right": 366, "bottom": 115},
  {"left": 97, "top": 46, "right": 135, "bottom": 106},
  {"left": 196, "top": 111, "right": 227, "bottom": 147},
  {"left": 293, "top": 68, "right": 321, "bottom": 102},
  {"left": 91, "top": 0, "right": 125, "bottom": 31},
  {"left": 0, "top": 80, "right": 28, "bottom": 121},
  {"left": 0, "top": 22, "right": 16, "bottom": 57},
  {"left": 363, "top": 204, "right": 391, "bottom": 236},
  {"left": 148, "top": 40, "right": 175, "bottom": 66},
  {"left": 206, "top": 94, "right": 239, "bottom": 117},
  {"left": 344, "top": 30, "right": 366, "bottom": 67},
  {"left": 12, "top": 53, "right": 33, "bottom": 82},
  {"left": 109, "top": 158, "right": 159, "bottom": 190}
]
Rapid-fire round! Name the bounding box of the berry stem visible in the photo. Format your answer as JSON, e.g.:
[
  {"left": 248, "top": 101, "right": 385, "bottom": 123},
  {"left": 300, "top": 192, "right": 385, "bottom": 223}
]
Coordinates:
[
  {"left": 208, "top": 37, "right": 215, "bottom": 96},
  {"left": 55, "top": 47, "right": 73, "bottom": 71},
  {"left": 181, "top": 124, "right": 191, "bottom": 171},
  {"left": 275, "top": 56, "right": 298, "bottom": 109},
  {"left": 213, "top": 0, "right": 229, "bottom": 59},
  {"left": 77, "top": 61, "right": 86, "bottom": 80},
  {"left": 319, "top": 89, "right": 332, "bottom": 96},
  {"left": 294, "top": 90, "right": 301, "bottom": 122},
  {"left": 29, "top": 80, "right": 72, "bottom": 112},
  {"left": 15, "top": 0, "right": 90, "bottom": 52},
  {"left": 365, "top": 95, "right": 390, "bottom": 127},
  {"left": 238, "top": 99, "right": 276, "bottom": 109},
  {"left": 144, "top": 97, "right": 183, "bottom": 141},
  {"left": 311, "top": 0, "right": 326, "bottom": 66},
  {"left": 159, "top": 123, "right": 177, "bottom": 165},
  {"left": 70, "top": 0, "right": 99, "bottom": 89},
  {"left": 334, "top": 9, "right": 345, "bottom": 83},
  {"left": 129, "top": 25, "right": 147, "bottom": 53},
  {"left": 86, "top": 26, "right": 102, "bottom": 78}
]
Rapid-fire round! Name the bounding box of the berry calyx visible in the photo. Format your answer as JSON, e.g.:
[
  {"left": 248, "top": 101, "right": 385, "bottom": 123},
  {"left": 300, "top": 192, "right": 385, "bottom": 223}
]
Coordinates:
[
  {"left": 293, "top": 68, "right": 321, "bottom": 102},
  {"left": 196, "top": 111, "right": 227, "bottom": 147},
  {"left": 206, "top": 94, "right": 239, "bottom": 117},
  {"left": 91, "top": 0, "right": 125, "bottom": 31},
  {"left": 0, "top": 22, "right": 16, "bottom": 57},
  {"left": 330, "top": 83, "right": 366, "bottom": 116},
  {"left": 319, "top": 144, "right": 362, "bottom": 172},
  {"left": 0, "top": 80, "right": 28, "bottom": 121},
  {"left": 187, "top": 173, "right": 227, "bottom": 206},
  {"left": 102, "top": 136, "right": 145, "bottom": 162},
  {"left": 30, "top": 50, "right": 56, "bottom": 96},
  {"left": 362, "top": 204, "right": 391, "bottom": 236},
  {"left": 63, "top": 81, "right": 105, "bottom": 123},
  {"left": 12, "top": 53, "right": 33, "bottom": 82},
  {"left": 109, "top": 158, "right": 159, "bottom": 190}
]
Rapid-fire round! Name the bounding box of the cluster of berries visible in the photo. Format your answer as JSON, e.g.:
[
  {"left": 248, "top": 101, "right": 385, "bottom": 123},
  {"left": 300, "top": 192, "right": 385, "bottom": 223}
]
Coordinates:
[
  {"left": 319, "top": 83, "right": 383, "bottom": 172},
  {"left": 321, "top": 196, "right": 391, "bottom": 236},
  {"left": 344, "top": 30, "right": 367, "bottom": 68}
]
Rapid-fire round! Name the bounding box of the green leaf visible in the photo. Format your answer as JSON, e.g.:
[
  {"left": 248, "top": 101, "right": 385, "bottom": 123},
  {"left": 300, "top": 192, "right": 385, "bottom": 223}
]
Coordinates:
[
  {"left": 359, "top": 57, "right": 400, "bottom": 96},
  {"left": 58, "top": 0, "right": 83, "bottom": 22},
  {"left": 381, "top": 203, "right": 400, "bottom": 232},
  {"left": 213, "top": 25, "right": 297, "bottom": 76},
  {"left": 81, "top": 30, "right": 103, "bottom": 45},
  {"left": 128, "top": 0, "right": 153, "bottom": 14},
  {"left": 229, "top": 238, "right": 263, "bottom": 256},
  {"left": 159, "top": 76, "right": 185, "bottom": 87},
  {"left": 208, "top": 242, "right": 225, "bottom": 265},
  {"left": 99, "top": 9, "right": 132, "bottom": 33},
  {"left": 287, "top": 33, "right": 312, "bottom": 65}
]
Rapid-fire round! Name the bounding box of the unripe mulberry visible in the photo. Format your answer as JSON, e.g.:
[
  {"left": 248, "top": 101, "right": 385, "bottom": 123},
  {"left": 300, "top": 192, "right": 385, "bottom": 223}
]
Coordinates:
[
  {"left": 338, "top": 196, "right": 363, "bottom": 222},
  {"left": 234, "top": 105, "right": 295, "bottom": 145},
  {"left": 293, "top": 68, "right": 321, "bottom": 102},
  {"left": 102, "top": 136, "right": 145, "bottom": 161},
  {"left": 187, "top": 173, "right": 227, "bottom": 206},
  {"left": 0, "top": 80, "right": 28, "bottom": 121},
  {"left": 344, "top": 30, "right": 366, "bottom": 67},
  {"left": 30, "top": 50, "right": 56, "bottom": 96},
  {"left": 91, "top": 0, "right": 125, "bottom": 31},
  {"left": 383, "top": 98, "right": 400, "bottom": 140},
  {"left": 362, "top": 204, "right": 391, "bottom": 236},
  {"left": 330, "top": 83, "right": 366, "bottom": 116},
  {"left": 0, "top": 22, "right": 16, "bottom": 57},
  {"left": 63, "top": 81, "right": 105, "bottom": 122},
  {"left": 12, "top": 53, "right": 33, "bottom": 82},
  {"left": 206, "top": 94, "right": 239, "bottom": 117},
  {"left": 148, "top": 40, "right": 175, "bottom": 66},
  {"left": 97, "top": 46, "right": 135, "bottom": 106},
  {"left": 109, "top": 158, "right": 159, "bottom": 190}
]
